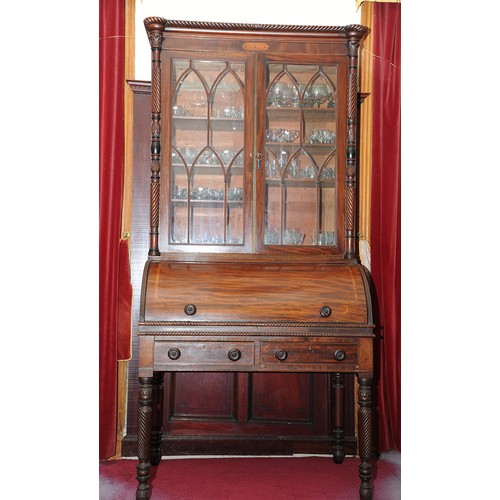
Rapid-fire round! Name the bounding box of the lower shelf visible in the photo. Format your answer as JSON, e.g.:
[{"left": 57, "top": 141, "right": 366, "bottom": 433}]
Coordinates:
[{"left": 121, "top": 434, "right": 357, "bottom": 457}]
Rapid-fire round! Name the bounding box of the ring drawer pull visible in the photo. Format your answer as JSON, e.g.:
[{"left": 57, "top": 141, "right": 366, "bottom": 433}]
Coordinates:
[
  {"left": 168, "top": 348, "right": 181, "bottom": 360},
  {"left": 228, "top": 349, "right": 241, "bottom": 361},
  {"left": 275, "top": 349, "right": 288, "bottom": 361},
  {"left": 184, "top": 304, "right": 197, "bottom": 315},
  {"left": 334, "top": 349, "right": 346, "bottom": 361}
]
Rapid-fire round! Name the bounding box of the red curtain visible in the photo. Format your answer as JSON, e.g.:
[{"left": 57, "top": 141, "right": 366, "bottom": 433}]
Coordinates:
[
  {"left": 99, "top": 0, "right": 128, "bottom": 460},
  {"left": 370, "top": 2, "right": 401, "bottom": 452}
]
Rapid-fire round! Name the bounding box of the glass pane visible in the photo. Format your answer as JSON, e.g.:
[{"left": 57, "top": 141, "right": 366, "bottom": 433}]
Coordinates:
[
  {"left": 227, "top": 160, "right": 244, "bottom": 244},
  {"left": 264, "top": 182, "right": 282, "bottom": 245},
  {"left": 264, "top": 63, "right": 338, "bottom": 247},
  {"left": 317, "top": 154, "right": 337, "bottom": 245},
  {"left": 170, "top": 59, "right": 246, "bottom": 246},
  {"left": 284, "top": 183, "right": 316, "bottom": 245},
  {"left": 193, "top": 60, "right": 226, "bottom": 89},
  {"left": 171, "top": 153, "right": 189, "bottom": 244},
  {"left": 212, "top": 66, "right": 245, "bottom": 120},
  {"left": 190, "top": 157, "right": 225, "bottom": 244}
]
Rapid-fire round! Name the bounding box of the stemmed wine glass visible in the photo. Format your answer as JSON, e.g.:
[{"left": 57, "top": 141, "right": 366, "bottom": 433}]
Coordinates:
[{"left": 311, "top": 84, "right": 329, "bottom": 107}]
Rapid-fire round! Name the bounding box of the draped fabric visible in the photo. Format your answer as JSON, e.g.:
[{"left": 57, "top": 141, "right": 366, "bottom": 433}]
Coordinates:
[
  {"left": 99, "top": 0, "right": 129, "bottom": 460},
  {"left": 117, "top": 237, "right": 133, "bottom": 361},
  {"left": 358, "top": 2, "right": 375, "bottom": 268},
  {"left": 356, "top": 0, "right": 401, "bottom": 10},
  {"left": 369, "top": 2, "right": 401, "bottom": 451}
]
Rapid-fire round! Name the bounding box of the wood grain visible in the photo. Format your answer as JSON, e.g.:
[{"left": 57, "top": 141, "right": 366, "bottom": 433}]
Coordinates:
[{"left": 142, "top": 261, "right": 370, "bottom": 323}]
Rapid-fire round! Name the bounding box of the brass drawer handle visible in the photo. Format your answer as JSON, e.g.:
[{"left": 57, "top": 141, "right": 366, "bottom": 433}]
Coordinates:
[{"left": 275, "top": 349, "right": 288, "bottom": 361}]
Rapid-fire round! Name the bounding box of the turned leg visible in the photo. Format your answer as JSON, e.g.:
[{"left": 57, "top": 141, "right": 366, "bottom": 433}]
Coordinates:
[
  {"left": 151, "top": 372, "right": 164, "bottom": 466},
  {"left": 331, "top": 372, "right": 345, "bottom": 464},
  {"left": 357, "top": 376, "right": 373, "bottom": 500},
  {"left": 136, "top": 377, "right": 153, "bottom": 499}
]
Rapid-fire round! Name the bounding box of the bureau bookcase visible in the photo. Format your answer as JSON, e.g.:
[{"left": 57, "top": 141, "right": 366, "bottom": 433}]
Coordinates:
[{"left": 136, "top": 18, "right": 373, "bottom": 499}]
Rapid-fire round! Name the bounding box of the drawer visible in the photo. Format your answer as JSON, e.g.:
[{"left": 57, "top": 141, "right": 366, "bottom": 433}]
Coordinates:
[
  {"left": 260, "top": 341, "right": 358, "bottom": 366},
  {"left": 154, "top": 341, "right": 255, "bottom": 367}
]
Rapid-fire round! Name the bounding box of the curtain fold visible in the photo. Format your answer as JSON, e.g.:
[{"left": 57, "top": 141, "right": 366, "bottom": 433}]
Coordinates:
[
  {"left": 358, "top": 1, "right": 374, "bottom": 270},
  {"left": 369, "top": 2, "right": 401, "bottom": 452},
  {"left": 99, "top": 0, "right": 127, "bottom": 460},
  {"left": 357, "top": 0, "right": 401, "bottom": 10}
]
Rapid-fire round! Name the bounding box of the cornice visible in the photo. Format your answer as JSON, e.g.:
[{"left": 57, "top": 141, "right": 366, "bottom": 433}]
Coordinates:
[{"left": 144, "top": 17, "right": 367, "bottom": 37}]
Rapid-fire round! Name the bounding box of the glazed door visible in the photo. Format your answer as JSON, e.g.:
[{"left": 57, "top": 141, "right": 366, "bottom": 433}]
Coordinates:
[
  {"left": 256, "top": 55, "right": 347, "bottom": 255},
  {"left": 159, "top": 53, "right": 255, "bottom": 253},
  {"left": 159, "top": 52, "right": 346, "bottom": 256}
]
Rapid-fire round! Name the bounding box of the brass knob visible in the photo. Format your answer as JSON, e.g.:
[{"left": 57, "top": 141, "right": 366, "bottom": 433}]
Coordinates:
[
  {"left": 184, "top": 304, "right": 197, "bottom": 315},
  {"left": 320, "top": 306, "right": 332, "bottom": 317},
  {"left": 334, "top": 350, "right": 346, "bottom": 361},
  {"left": 275, "top": 349, "right": 288, "bottom": 361},
  {"left": 228, "top": 349, "right": 241, "bottom": 361},
  {"left": 168, "top": 348, "right": 181, "bottom": 360}
]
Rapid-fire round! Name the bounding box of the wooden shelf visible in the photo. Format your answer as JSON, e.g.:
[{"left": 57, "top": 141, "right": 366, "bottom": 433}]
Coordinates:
[
  {"left": 173, "top": 115, "right": 244, "bottom": 130},
  {"left": 265, "top": 178, "right": 335, "bottom": 187},
  {"left": 172, "top": 199, "right": 243, "bottom": 206}
]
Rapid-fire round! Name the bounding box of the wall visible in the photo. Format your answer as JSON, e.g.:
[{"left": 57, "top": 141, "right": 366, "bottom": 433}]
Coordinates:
[{"left": 134, "top": 0, "right": 361, "bottom": 80}]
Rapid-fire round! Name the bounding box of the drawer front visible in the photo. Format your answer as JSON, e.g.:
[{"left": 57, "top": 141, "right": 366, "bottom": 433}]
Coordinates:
[
  {"left": 143, "top": 261, "right": 370, "bottom": 323},
  {"left": 155, "top": 341, "right": 255, "bottom": 368},
  {"left": 260, "top": 342, "right": 358, "bottom": 367}
]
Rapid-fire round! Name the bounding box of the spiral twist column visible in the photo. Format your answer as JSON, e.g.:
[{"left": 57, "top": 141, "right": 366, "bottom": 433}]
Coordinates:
[
  {"left": 357, "top": 377, "right": 373, "bottom": 500},
  {"left": 145, "top": 18, "right": 167, "bottom": 256},
  {"left": 136, "top": 377, "right": 154, "bottom": 499},
  {"left": 344, "top": 29, "right": 363, "bottom": 259}
]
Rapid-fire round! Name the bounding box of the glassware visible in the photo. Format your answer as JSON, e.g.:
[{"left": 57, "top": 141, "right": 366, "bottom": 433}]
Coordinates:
[
  {"left": 173, "top": 186, "right": 185, "bottom": 199},
  {"left": 311, "top": 84, "right": 329, "bottom": 107},
  {"left": 320, "top": 167, "right": 335, "bottom": 179},
  {"left": 307, "top": 129, "right": 336, "bottom": 144},
  {"left": 277, "top": 150, "right": 288, "bottom": 169},
  {"left": 287, "top": 159, "right": 300, "bottom": 179},
  {"left": 190, "top": 91, "right": 206, "bottom": 116},
  {"left": 268, "top": 82, "right": 283, "bottom": 106},
  {"left": 172, "top": 105, "right": 189, "bottom": 116},
  {"left": 266, "top": 128, "right": 299, "bottom": 143},
  {"left": 314, "top": 231, "right": 335, "bottom": 246},
  {"left": 281, "top": 129, "right": 299, "bottom": 143},
  {"left": 219, "top": 149, "right": 234, "bottom": 164},
  {"left": 300, "top": 165, "right": 316, "bottom": 179},
  {"left": 264, "top": 229, "right": 280, "bottom": 245},
  {"left": 227, "top": 186, "right": 243, "bottom": 200},
  {"left": 283, "top": 228, "right": 305, "bottom": 245},
  {"left": 303, "top": 83, "right": 329, "bottom": 108},
  {"left": 265, "top": 159, "right": 279, "bottom": 179}
]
